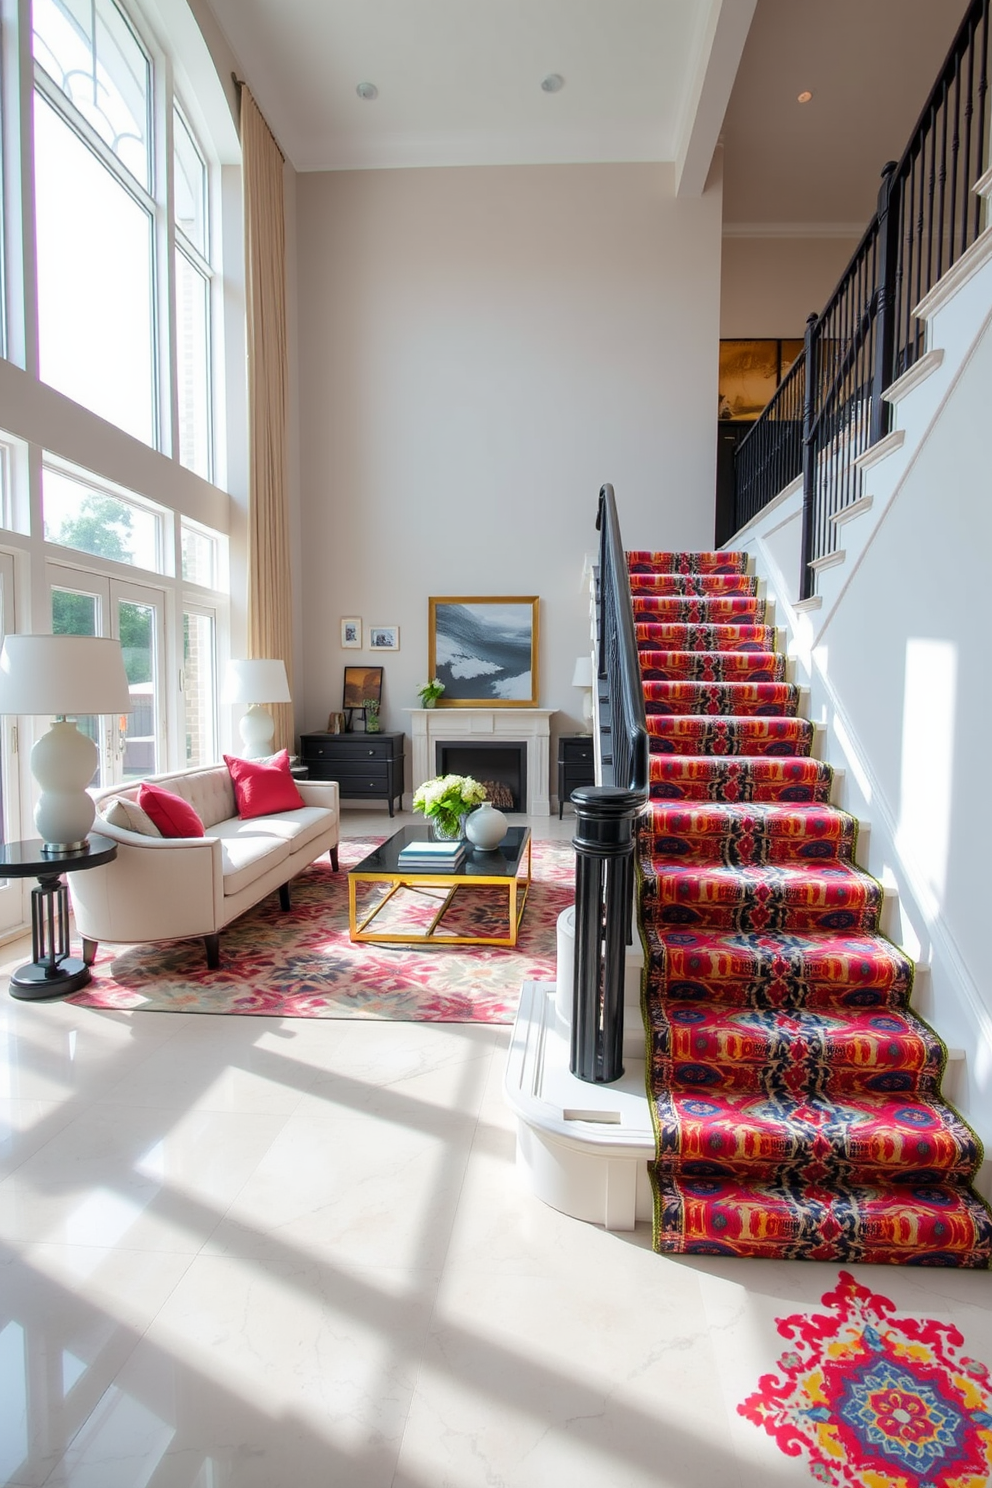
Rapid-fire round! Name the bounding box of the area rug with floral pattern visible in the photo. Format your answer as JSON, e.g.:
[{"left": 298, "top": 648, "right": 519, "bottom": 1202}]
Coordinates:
[
  {"left": 70, "top": 836, "right": 573, "bottom": 1023},
  {"left": 739, "top": 1270, "right": 992, "bottom": 1487}
]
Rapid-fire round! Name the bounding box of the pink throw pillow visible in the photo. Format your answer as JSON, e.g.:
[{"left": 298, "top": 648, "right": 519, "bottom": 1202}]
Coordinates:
[
  {"left": 137, "top": 781, "right": 205, "bottom": 838},
  {"left": 224, "top": 749, "right": 304, "bottom": 820}
]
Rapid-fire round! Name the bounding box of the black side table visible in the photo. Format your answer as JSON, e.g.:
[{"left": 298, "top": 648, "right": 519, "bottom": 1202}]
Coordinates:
[
  {"left": 558, "top": 734, "right": 596, "bottom": 817},
  {"left": 0, "top": 835, "right": 118, "bottom": 1000}
]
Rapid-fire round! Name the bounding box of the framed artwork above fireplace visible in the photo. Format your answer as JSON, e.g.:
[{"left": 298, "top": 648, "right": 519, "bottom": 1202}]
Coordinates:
[{"left": 428, "top": 596, "right": 539, "bottom": 707}]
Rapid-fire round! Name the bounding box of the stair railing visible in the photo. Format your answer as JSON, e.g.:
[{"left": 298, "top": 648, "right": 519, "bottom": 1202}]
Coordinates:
[
  {"left": 570, "top": 483, "right": 648, "bottom": 1085},
  {"left": 733, "top": 0, "right": 990, "bottom": 599}
]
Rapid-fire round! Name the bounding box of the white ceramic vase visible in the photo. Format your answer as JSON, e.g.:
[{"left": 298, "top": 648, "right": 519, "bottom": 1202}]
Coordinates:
[{"left": 465, "top": 802, "right": 508, "bottom": 850}]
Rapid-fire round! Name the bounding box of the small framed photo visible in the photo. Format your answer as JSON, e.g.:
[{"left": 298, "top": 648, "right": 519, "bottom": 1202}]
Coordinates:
[
  {"left": 368, "top": 625, "right": 399, "bottom": 651},
  {"left": 341, "top": 617, "right": 362, "bottom": 649}
]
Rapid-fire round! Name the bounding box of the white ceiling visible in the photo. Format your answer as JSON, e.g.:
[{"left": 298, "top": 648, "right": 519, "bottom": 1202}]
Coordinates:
[
  {"left": 204, "top": 0, "right": 728, "bottom": 174},
  {"left": 202, "top": 0, "right": 969, "bottom": 228}
]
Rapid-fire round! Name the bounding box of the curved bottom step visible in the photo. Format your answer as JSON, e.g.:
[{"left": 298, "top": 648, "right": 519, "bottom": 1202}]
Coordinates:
[{"left": 504, "top": 982, "right": 654, "bottom": 1231}]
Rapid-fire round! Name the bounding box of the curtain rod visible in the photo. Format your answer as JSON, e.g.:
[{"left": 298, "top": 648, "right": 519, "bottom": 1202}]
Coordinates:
[{"left": 231, "top": 74, "right": 286, "bottom": 163}]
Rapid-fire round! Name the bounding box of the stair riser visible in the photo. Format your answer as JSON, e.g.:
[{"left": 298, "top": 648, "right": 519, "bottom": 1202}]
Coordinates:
[
  {"left": 652, "top": 1178, "right": 992, "bottom": 1264},
  {"left": 650, "top": 1040, "right": 944, "bottom": 1101},
  {"left": 627, "top": 551, "right": 748, "bottom": 575},
  {"left": 644, "top": 680, "right": 794, "bottom": 711},
  {"left": 652, "top": 1104, "right": 980, "bottom": 1185},
  {"left": 631, "top": 598, "right": 766, "bottom": 622},
  {"left": 641, "top": 657, "right": 788, "bottom": 684},
  {"left": 628, "top": 576, "right": 757, "bottom": 596},
  {"left": 649, "top": 759, "right": 833, "bottom": 803},
  {"left": 648, "top": 720, "right": 815, "bottom": 756},
  {"left": 636, "top": 625, "right": 775, "bottom": 652}
]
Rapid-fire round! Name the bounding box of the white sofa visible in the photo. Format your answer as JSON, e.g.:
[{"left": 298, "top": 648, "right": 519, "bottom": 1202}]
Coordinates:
[{"left": 70, "top": 763, "right": 340, "bottom": 968}]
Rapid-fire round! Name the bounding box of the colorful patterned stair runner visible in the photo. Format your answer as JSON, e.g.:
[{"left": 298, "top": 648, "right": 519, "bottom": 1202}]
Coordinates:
[{"left": 629, "top": 549, "right": 992, "bottom": 1265}]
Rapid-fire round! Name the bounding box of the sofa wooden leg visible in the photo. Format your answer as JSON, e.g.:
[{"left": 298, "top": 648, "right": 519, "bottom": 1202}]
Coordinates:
[
  {"left": 81, "top": 937, "right": 98, "bottom": 966},
  {"left": 204, "top": 934, "right": 220, "bottom": 969},
  {"left": 279, "top": 882, "right": 291, "bottom": 912},
  {"left": 330, "top": 847, "right": 339, "bottom": 872}
]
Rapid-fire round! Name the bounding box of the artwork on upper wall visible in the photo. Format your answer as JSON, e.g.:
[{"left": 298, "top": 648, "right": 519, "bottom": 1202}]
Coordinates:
[
  {"left": 341, "top": 617, "right": 362, "bottom": 648},
  {"left": 718, "top": 339, "right": 804, "bottom": 421},
  {"left": 428, "top": 596, "right": 539, "bottom": 707},
  {"left": 369, "top": 625, "right": 399, "bottom": 651}
]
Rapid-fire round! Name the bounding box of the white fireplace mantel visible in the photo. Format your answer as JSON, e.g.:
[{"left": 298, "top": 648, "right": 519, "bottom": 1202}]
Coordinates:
[{"left": 407, "top": 709, "right": 555, "bottom": 816}]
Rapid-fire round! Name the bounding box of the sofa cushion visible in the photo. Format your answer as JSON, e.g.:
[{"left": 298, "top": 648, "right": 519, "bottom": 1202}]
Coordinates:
[
  {"left": 103, "top": 795, "right": 162, "bottom": 836},
  {"left": 138, "top": 782, "right": 205, "bottom": 838},
  {"left": 212, "top": 806, "right": 331, "bottom": 856},
  {"left": 212, "top": 826, "right": 292, "bottom": 896},
  {"left": 156, "top": 767, "right": 237, "bottom": 828},
  {"left": 224, "top": 750, "right": 304, "bottom": 819}
]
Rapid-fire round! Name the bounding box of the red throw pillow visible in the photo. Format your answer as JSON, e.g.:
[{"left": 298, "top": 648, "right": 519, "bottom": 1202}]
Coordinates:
[
  {"left": 224, "top": 749, "right": 305, "bottom": 820},
  {"left": 137, "top": 781, "right": 205, "bottom": 838}
]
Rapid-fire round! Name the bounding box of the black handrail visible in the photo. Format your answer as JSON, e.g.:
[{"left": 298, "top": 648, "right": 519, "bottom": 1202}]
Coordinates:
[
  {"left": 733, "top": 0, "right": 990, "bottom": 594},
  {"left": 569, "top": 484, "right": 648, "bottom": 1084}
]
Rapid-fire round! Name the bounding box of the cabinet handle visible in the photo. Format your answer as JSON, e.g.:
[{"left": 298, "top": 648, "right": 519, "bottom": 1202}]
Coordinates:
[{"left": 367, "top": 749, "right": 375, "bottom": 756}]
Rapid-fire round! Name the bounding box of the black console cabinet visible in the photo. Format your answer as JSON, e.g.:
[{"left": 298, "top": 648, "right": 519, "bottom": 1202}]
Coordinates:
[
  {"left": 557, "top": 734, "right": 595, "bottom": 818},
  {"left": 299, "top": 731, "right": 405, "bottom": 816}
]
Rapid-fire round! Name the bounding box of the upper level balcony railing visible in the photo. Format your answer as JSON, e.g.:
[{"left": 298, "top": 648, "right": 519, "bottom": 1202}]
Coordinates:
[{"left": 733, "top": 0, "right": 990, "bottom": 600}]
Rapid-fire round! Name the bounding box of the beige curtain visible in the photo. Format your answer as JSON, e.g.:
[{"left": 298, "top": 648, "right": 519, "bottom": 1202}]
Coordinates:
[{"left": 240, "top": 85, "right": 294, "bottom": 754}]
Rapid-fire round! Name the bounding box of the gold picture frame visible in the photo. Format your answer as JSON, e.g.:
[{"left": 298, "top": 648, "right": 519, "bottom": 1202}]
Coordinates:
[{"left": 428, "top": 596, "right": 539, "bottom": 707}]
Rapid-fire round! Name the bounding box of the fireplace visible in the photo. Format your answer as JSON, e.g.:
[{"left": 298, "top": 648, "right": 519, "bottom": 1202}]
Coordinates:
[
  {"left": 408, "top": 709, "right": 554, "bottom": 815},
  {"left": 436, "top": 741, "right": 527, "bottom": 812}
]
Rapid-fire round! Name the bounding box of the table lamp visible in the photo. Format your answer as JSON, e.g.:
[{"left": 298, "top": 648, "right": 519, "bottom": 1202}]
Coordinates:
[
  {"left": 572, "top": 654, "right": 594, "bottom": 729},
  {"left": 222, "top": 658, "right": 292, "bottom": 757},
  {"left": 0, "top": 634, "right": 132, "bottom": 855}
]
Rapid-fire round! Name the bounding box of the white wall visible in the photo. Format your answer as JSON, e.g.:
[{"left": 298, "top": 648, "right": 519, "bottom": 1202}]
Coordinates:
[
  {"left": 730, "top": 298, "right": 992, "bottom": 1181},
  {"left": 721, "top": 234, "right": 860, "bottom": 338},
  {"left": 294, "top": 162, "right": 722, "bottom": 787}
]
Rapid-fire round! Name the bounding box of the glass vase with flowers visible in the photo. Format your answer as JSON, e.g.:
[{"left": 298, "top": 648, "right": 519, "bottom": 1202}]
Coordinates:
[{"left": 412, "top": 773, "right": 487, "bottom": 840}]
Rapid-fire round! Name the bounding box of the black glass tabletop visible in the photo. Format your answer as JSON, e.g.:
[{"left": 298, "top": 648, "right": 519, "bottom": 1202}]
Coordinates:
[{"left": 349, "top": 825, "right": 530, "bottom": 879}]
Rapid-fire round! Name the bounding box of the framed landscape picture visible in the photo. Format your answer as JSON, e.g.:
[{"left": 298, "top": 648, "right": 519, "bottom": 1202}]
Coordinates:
[
  {"left": 369, "top": 625, "right": 399, "bottom": 651},
  {"left": 428, "top": 596, "right": 539, "bottom": 707}
]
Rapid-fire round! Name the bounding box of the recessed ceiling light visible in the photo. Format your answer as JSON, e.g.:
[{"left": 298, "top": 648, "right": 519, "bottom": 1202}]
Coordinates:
[
  {"left": 356, "top": 81, "right": 378, "bottom": 101},
  {"left": 797, "top": 90, "right": 813, "bottom": 104},
  {"left": 541, "top": 74, "right": 565, "bottom": 94}
]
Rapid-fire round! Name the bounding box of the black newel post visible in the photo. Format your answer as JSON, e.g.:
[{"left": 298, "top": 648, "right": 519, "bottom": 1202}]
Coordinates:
[
  {"left": 570, "top": 784, "right": 643, "bottom": 1084},
  {"left": 871, "top": 160, "right": 900, "bottom": 446}
]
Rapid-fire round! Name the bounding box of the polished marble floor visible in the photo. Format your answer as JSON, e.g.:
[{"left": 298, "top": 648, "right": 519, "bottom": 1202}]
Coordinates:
[{"left": 0, "top": 809, "right": 990, "bottom": 1486}]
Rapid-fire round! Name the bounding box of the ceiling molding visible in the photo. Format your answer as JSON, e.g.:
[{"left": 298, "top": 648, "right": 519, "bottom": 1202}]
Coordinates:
[
  {"left": 675, "top": 0, "right": 757, "bottom": 198},
  {"left": 723, "top": 221, "right": 865, "bottom": 239}
]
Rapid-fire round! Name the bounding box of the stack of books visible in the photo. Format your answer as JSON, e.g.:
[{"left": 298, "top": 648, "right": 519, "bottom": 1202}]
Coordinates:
[{"left": 397, "top": 838, "right": 467, "bottom": 872}]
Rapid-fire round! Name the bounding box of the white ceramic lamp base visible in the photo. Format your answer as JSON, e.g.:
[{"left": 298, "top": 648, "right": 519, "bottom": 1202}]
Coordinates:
[
  {"left": 239, "top": 703, "right": 276, "bottom": 759},
  {"left": 31, "top": 719, "right": 98, "bottom": 853}
]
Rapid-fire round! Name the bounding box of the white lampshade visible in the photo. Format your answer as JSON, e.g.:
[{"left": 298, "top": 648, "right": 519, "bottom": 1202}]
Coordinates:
[
  {"left": 221, "top": 658, "right": 292, "bottom": 706},
  {"left": 0, "top": 635, "right": 132, "bottom": 717},
  {"left": 0, "top": 635, "right": 132, "bottom": 854},
  {"left": 572, "top": 655, "right": 593, "bottom": 689}
]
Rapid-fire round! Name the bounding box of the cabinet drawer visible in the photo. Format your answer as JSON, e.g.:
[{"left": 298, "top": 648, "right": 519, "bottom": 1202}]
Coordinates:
[
  {"left": 559, "top": 739, "right": 594, "bottom": 764},
  {"left": 324, "top": 760, "right": 391, "bottom": 783},
  {"left": 339, "top": 777, "right": 395, "bottom": 797}
]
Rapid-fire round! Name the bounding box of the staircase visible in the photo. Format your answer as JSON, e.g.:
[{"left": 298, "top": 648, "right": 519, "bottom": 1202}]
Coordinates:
[{"left": 631, "top": 548, "right": 992, "bottom": 1265}]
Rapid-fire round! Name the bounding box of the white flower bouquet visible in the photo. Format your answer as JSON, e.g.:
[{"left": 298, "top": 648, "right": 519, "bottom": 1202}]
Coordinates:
[{"left": 411, "top": 773, "right": 487, "bottom": 838}]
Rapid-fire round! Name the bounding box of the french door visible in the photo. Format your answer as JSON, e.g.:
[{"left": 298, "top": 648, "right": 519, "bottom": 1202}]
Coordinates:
[{"left": 48, "top": 565, "right": 167, "bottom": 789}]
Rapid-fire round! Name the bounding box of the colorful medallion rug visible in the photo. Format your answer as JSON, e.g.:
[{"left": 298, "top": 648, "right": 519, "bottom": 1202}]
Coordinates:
[
  {"left": 629, "top": 549, "right": 992, "bottom": 1264},
  {"left": 739, "top": 1270, "right": 992, "bottom": 1487},
  {"left": 70, "top": 836, "right": 573, "bottom": 1023}
]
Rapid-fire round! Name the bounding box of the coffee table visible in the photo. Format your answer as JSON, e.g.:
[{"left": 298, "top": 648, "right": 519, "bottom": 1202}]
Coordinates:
[{"left": 348, "top": 825, "right": 532, "bottom": 947}]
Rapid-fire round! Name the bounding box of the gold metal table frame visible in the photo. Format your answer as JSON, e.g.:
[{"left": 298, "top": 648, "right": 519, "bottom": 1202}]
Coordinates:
[{"left": 348, "top": 829, "right": 532, "bottom": 947}]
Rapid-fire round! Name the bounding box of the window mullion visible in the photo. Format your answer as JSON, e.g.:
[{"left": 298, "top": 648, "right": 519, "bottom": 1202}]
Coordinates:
[{"left": 156, "top": 51, "right": 176, "bottom": 462}]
